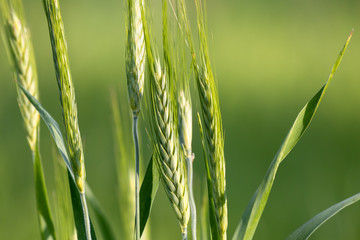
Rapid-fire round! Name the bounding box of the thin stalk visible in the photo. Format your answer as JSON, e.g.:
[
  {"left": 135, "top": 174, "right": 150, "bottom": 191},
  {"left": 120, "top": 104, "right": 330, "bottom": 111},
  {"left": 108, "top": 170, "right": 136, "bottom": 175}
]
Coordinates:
[
  {"left": 186, "top": 153, "right": 197, "bottom": 240},
  {"left": 182, "top": 229, "right": 188, "bottom": 240},
  {"left": 80, "top": 192, "right": 92, "bottom": 240},
  {"left": 133, "top": 115, "right": 140, "bottom": 240}
]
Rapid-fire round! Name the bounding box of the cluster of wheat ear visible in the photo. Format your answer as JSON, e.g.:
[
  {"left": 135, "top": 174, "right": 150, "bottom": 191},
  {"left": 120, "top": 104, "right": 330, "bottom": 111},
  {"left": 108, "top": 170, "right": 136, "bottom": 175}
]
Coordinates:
[{"left": 2, "top": 0, "right": 357, "bottom": 240}]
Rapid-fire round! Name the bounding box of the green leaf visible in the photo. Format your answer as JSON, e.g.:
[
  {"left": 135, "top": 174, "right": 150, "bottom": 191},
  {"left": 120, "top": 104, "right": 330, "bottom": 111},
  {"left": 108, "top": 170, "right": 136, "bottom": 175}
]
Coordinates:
[
  {"left": 286, "top": 193, "right": 360, "bottom": 240},
  {"left": 286, "top": 192, "right": 360, "bottom": 240},
  {"left": 86, "top": 185, "right": 116, "bottom": 240},
  {"left": 17, "top": 83, "right": 73, "bottom": 180},
  {"left": 17, "top": 84, "right": 97, "bottom": 239},
  {"left": 33, "top": 139, "right": 56, "bottom": 240},
  {"left": 232, "top": 32, "right": 352, "bottom": 240},
  {"left": 140, "top": 155, "right": 160, "bottom": 236},
  {"left": 68, "top": 171, "right": 97, "bottom": 240}
]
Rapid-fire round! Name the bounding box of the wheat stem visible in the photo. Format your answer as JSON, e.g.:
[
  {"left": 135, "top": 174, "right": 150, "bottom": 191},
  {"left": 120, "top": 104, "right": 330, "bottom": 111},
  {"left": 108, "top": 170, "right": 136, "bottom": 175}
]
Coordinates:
[
  {"left": 186, "top": 154, "right": 196, "bottom": 240},
  {"left": 133, "top": 115, "right": 140, "bottom": 240},
  {"left": 80, "top": 192, "right": 92, "bottom": 240}
]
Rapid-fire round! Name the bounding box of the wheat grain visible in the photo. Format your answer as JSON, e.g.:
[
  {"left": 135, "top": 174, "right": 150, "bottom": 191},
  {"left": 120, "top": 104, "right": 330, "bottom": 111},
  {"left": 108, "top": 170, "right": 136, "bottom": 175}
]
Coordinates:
[{"left": 6, "top": 9, "right": 39, "bottom": 152}]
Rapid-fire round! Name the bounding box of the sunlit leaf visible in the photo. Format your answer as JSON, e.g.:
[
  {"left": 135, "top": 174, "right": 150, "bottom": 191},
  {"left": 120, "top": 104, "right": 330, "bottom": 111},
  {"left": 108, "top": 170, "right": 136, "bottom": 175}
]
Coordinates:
[{"left": 232, "top": 32, "right": 352, "bottom": 240}]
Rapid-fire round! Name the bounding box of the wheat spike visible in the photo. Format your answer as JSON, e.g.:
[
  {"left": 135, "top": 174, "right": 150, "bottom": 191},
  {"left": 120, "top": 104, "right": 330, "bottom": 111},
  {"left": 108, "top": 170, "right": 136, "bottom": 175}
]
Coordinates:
[
  {"left": 43, "top": 0, "right": 85, "bottom": 193},
  {"left": 126, "top": 0, "right": 146, "bottom": 116},
  {"left": 196, "top": 63, "right": 227, "bottom": 239},
  {"left": 151, "top": 59, "right": 190, "bottom": 233},
  {"left": 6, "top": 9, "right": 40, "bottom": 152}
]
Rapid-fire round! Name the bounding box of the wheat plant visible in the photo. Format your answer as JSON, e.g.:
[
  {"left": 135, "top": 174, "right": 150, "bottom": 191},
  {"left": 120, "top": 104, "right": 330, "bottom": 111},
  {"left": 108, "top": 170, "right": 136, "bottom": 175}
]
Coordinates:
[
  {"left": 125, "top": 0, "right": 146, "bottom": 237},
  {"left": 1, "top": 2, "right": 56, "bottom": 239},
  {"left": 42, "top": 0, "right": 90, "bottom": 239}
]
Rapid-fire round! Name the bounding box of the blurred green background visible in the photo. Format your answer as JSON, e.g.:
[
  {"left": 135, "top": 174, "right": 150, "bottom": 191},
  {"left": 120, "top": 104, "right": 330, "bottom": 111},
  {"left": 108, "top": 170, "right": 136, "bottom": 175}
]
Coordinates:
[{"left": 1, "top": 0, "right": 360, "bottom": 239}]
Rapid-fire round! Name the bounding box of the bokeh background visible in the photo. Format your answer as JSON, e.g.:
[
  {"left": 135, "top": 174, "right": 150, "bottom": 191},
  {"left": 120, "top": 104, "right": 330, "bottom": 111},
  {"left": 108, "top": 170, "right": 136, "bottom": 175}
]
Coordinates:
[{"left": 1, "top": 0, "right": 360, "bottom": 239}]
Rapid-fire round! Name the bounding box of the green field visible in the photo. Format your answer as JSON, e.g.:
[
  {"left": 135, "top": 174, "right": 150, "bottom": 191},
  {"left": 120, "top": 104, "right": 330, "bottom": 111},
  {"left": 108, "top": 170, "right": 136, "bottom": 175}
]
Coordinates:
[{"left": 1, "top": 0, "right": 360, "bottom": 239}]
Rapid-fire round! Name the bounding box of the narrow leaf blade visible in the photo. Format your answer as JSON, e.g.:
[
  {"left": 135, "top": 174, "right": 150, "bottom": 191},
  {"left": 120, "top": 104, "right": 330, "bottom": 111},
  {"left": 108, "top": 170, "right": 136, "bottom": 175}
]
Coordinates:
[
  {"left": 140, "top": 155, "right": 160, "bottom": 236},
  {"left": 18, "top": 83, "right": 73, "bottom": 179},
  {"left": 233, "top": 32, "right": 352, "bottom": 240},
  {"left": 33, "top": 140, "right": 56, "bottom": 240},
  {"left": 286, "top": 193, "right": 360, "bottom": 240}
]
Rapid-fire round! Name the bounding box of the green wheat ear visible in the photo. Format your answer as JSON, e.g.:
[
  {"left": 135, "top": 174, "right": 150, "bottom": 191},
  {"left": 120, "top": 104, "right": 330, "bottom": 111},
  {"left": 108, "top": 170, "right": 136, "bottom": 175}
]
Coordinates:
[
  {"left": 152, "top": 59, "right": 190, "bottom": 234},
  {"left": 4, "top": 4, "right": 39, "bottom": 152},
  {"left": 193, "top": 0, "right": 228, "bottom": 238},
  {"left": 42, "top": 0, "right": 85, "bottom": 193},
  {"left": 126, "top": 0, "right": 146, "bottom": 116}
]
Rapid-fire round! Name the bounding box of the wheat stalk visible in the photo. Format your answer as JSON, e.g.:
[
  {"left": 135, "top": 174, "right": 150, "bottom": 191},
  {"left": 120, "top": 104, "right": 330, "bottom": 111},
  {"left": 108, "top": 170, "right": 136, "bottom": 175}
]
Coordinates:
[
  {"left": 5, "top": 7, "right": 39, "bottom": 152},
  {"left": 150, "top": 59, "right": 190, "bottom": 236}
]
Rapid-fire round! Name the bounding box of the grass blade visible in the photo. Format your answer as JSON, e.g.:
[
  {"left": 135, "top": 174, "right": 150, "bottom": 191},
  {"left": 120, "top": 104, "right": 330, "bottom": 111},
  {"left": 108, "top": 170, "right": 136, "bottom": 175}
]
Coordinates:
[
  {"left": 86, "top": 186, "right": 116, "bottom": 240},
  {"left": 286, "top": 193, "right": 360, "bottom": 240},
  {"left": 140, "top": 155, "right": 160, "bottom": 236},
  {"left": 34, "top": 139, "right": 56, "bottom": 240},
  {"left": 17, "top": 83, "right": 97, "bottom": 239},
  {"left": 18, "top": 83, "right": 73, "bottom": 178},
  {"left": 232, "top": 32, "right": 352, "bottom": 240}
]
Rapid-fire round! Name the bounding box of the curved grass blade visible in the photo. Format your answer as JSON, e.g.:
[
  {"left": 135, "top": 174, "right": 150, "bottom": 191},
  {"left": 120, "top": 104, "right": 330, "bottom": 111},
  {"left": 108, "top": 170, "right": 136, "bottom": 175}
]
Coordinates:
[
  {"left": 286, "top": 192, "right": 360, "bottom": 240},
  {"left": 18, "top": 84, "right": 97, "bottom": 239},
  {"left": 86, "top": 185, "right": 116, "bottom": 240},
  {"left": 140, "top": 154, "right": 160, "bottom": 236},
  {"left": 232, "top": 32, "right": 353, "bottom": 240},
  {"left": 18, "top": 83, "right": 73, "bottom": 179},
  {"left": 34, "top": 139, "right": 56, "bottom": 240}
]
